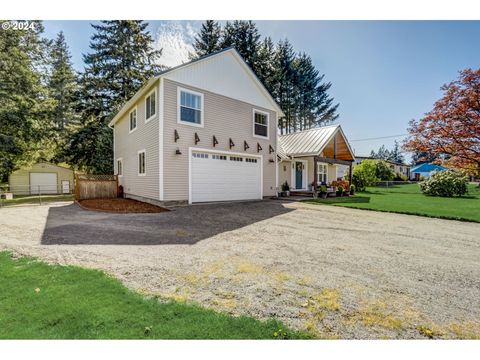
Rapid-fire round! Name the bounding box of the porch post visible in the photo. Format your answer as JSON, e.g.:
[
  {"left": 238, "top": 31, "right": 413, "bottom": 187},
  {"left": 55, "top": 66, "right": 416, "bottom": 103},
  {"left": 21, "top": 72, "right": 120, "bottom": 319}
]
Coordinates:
[
  {"left": 313, "top": 156, "right": 318, "bottom": 191},
  {"left": 349, "top": 161, "right": 353, "bottom": 187}
]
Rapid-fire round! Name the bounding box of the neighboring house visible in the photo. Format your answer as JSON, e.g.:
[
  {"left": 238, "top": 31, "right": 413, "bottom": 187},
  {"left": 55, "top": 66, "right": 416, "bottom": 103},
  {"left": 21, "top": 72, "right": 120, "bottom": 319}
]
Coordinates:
[
  {"left": 8, "top": 162, "right": 74, "bottom": 195},
  {"left": 277, "top": 125, "right": 355, "bottom": 191},
  {"left": 109, "top": 48, "right": 284, "bottom": 205},
  {"left": 410, "top": 163, "right": 447, "bottom": 180},
  {"left": 354, "top": 155, "right": 410, "bottom": 179}
]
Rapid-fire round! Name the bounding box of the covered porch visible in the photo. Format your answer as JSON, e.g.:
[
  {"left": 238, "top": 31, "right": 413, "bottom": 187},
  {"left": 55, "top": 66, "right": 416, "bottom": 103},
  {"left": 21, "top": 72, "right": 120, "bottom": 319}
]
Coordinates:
[{"left": 277, "top": 125, "right": 355, "bottom": 196}]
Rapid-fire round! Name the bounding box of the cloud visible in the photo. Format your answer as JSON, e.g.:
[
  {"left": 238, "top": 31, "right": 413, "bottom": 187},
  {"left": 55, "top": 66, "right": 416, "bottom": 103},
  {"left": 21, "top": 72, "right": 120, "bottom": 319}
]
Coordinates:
[{"left": 153, "top": 21, "right": 200, "bottom": 68}]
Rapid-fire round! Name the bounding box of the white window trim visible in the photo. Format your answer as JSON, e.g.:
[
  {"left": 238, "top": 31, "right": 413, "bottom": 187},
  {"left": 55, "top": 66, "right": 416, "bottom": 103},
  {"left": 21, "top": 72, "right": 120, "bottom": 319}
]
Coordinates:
[
  {"left": 128, "top": 106, "right": 138, "bottom": 134},
  {"left": 188, "top": 147, "right": 263, "bottom": 205},
  {"left": 317, "top": 162, "right": 328, "bottom": 185},
  {"left": 145, "top": 89, "right": 157, "bottom": 123},
  {"left": 252, "top": 108, "right": 269, "bottom": 140},
  {"left": 116, "top": 157, "right": 123, "bottom": 177},
  {"left": 137, "top": 149, "right": 146, "bottom": 176},
  {"left": 177, "top": 87, "right": 204, "bottom": 128}
]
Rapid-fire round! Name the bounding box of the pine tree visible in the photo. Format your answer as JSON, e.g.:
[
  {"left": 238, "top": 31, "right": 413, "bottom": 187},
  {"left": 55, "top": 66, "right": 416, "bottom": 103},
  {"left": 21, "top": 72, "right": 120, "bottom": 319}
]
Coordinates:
[
  {"left": 274, "top": 39, "right": 297, "bottom": 134},
  {"left": 220, "top": 21, "right": 260, "bottom": 70},
  {"left": 48, "top": 31, "right": 80, "bottom": 163},
  {"left": 388, "top": 140, "right": 405, "bottom": 164},
  {"left": 192, "top": 20, "right": 222, "bottom": 58},
  {"left": 254, "top": 37, "right": 277, "bottom": 93},
  {"left": 370, "top": 145, "right": 390, "bottom": 160},
  {"left": 0, "top": 21, "right": 54, "bottom": 181},
  {"left": 65, "top": 21, "right": 161, "bottom": 174}
]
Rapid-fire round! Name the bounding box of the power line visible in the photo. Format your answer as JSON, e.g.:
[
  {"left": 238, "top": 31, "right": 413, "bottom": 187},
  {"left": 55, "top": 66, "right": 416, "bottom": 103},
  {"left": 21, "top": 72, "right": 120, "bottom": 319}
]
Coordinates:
[{"left": 350, "top": 133, "right": 409, "bottom": 142}]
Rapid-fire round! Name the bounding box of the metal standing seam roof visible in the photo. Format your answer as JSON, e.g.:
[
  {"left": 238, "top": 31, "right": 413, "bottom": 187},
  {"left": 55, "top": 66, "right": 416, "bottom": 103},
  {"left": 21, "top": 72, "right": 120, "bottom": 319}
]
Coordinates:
[{"left": 278, "top": 125, "right": 340, "bottom": 157}]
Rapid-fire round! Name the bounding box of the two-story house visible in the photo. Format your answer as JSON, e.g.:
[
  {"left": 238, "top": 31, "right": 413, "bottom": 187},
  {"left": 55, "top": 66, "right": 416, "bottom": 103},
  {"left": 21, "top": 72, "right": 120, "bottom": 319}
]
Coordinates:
[{"left": 109, "top": 48, "right": 355, "bottom": 205}]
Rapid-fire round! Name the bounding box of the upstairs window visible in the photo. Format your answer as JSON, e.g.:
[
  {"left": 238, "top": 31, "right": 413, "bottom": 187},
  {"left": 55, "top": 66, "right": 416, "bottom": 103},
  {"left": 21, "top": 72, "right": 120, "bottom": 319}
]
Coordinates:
[
  {"left": 129, "top": 108, "right": 137, "bottom": 132},
  {"left": 253, "top": 110, "right": 269, "bottom": 138},
  {"left": 178, "top": 88, "right": 203, "bottom": 126},
  {"left": 145, "top": 90, "right": 156, "bottom": 122}
]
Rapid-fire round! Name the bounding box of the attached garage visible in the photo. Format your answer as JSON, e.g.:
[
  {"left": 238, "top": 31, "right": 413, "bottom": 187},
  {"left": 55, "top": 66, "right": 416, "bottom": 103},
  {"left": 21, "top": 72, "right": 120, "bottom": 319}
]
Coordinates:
[
  {"left": 8, "top": 162, "right": 74, "bottom": 195},
  {"left": 190, "top": 150, "right": 262, "bottom": 203}
]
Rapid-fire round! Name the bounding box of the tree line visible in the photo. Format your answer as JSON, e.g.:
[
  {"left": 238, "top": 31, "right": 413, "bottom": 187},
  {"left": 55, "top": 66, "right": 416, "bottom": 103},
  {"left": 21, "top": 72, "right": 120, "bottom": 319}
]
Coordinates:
[
  {"left": 192, "top": 20, "right": 339, "bottom": 135},
  {"left": 0, "top": 20, "right": 339, "bottom": 180}
]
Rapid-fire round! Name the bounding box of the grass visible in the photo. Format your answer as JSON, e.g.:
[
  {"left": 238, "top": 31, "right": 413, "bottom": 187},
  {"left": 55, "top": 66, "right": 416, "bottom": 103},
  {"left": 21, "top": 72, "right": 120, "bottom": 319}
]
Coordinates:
[
  {"left": 0, "top": 251, "right": 310, "bottom": 339},
  {"left": 304, "top": 183, "right": 480, "bottom": 222},
  {"left": 0, "top": 194, "right": 74, "bottom": 207}
]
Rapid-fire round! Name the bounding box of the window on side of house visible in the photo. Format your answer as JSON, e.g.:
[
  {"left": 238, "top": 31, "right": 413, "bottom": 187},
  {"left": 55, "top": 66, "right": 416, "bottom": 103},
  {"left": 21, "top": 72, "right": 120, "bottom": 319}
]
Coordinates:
[
  {"left": 117, "top": 159, "right": 123, "bottom": 176},
  {"left": 317, "top": 163, "right": 327, "bottom": 184},
  {"left": 145, "top": 90, "right": 156, "bottom": 122},
  {"left": 129, "top": 108, "right": 137, "bottom": 132},
  {"left": 179, "top": 89, "right": 203, "bottom": 126},
  {"left": 138, "top": 150, "right": 146, "bottom": 175},
  {"left": 253, "top": 110, "right": 269, "bottom": 138}
]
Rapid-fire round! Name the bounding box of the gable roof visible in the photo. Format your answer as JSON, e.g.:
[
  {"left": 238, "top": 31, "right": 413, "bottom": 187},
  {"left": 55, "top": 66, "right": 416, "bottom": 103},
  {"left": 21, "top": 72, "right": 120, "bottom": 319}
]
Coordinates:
[
  {"left": 410, "top": 163, "right": 447, "bottom": 173},
  {"left": 278, "top": 124, "right": 355, "bottom": 160},
  {"left": 109, "top": 47, "right": 283, "bottom": 127}
]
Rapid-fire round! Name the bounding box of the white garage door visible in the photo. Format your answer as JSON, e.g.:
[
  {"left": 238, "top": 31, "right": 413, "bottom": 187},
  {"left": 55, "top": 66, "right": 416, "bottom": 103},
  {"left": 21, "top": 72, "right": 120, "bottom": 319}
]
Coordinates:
[
  {"left": 30, "top": 173, "right": 58, "bottom": 194},
  {"left": 191, "top": 151, "right": 262, "bottom": 203}
]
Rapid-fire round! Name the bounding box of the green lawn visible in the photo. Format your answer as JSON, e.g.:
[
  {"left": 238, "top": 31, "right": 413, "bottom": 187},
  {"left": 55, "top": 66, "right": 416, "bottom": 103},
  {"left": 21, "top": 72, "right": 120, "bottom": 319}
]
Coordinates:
[
  {"left": 0, "top": 251, "right": 309, "bottom": 339},
  {"left": 0, "top": 194, "right": 74, "bottom": 207},
  {"left": 304, "top": 183, "right": 480, "bottom": 222}
]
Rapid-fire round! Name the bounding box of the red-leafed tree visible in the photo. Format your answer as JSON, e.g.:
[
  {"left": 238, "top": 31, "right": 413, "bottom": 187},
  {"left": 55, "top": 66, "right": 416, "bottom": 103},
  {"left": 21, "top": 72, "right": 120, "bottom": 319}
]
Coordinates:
[{"left": 404, "top": 68, "right": 480, "bottom": 176}]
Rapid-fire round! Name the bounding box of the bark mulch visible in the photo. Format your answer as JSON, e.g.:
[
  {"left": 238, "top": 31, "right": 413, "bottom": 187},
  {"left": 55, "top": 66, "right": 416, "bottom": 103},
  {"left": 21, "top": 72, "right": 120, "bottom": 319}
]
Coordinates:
[{"left": 77, "top": 198, "right": 168, "bottom": 213}]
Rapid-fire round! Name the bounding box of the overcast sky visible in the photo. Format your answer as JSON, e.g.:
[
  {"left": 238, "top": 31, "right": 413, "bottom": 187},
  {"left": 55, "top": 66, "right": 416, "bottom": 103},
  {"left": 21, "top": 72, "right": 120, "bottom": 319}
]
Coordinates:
[{"left": 43, "top": 20, "right": 480, "bottom": 160}]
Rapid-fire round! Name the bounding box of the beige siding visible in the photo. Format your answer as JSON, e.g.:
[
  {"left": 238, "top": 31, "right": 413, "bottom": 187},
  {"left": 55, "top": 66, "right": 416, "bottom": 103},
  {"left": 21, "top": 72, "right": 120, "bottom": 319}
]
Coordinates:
[
  {"left": 162, "top": 79, "right": 277, "bottom": 201},
  {"left": 278, "top": 160, "right": 292, "bottom": 189},
  {"left": 8, "top": 162, "right": 74, "bottom": 194},
  {"left": 114, "top": 81, "right": 160, "bottom": 200}
]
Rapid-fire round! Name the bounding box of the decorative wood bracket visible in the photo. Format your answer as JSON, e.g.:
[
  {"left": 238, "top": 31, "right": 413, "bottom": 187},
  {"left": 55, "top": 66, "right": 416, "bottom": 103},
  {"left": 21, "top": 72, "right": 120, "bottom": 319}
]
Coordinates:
[
  {"left": 257, "top": 143, "right": 263, "bottom": 153},
  {"left": 213, "top": 135, "right": 218, "bottom": 147},
  {"left": 174, "top": 129, "right": 179, "bottom": 142},
  {"left": 244, "top": 141, "right": 249, "bottom": 151},
  {"left": 229, "top": 138, "right": 235, "bottom": 149},
  {"left": 269, "top": 145, "right": 275, "bottom": 154},
  {"left": 195, "top": 132, "right": 200, "bottom": 145}
]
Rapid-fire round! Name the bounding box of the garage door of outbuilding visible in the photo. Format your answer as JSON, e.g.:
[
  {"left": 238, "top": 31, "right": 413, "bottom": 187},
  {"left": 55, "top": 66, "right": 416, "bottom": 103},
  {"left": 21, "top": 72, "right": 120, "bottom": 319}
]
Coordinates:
[
  {"left": 30, "top": 173, "right": 58, "bottom": 194},
  {"left": 190, "top": 149, "right": 262, "bottom": 203}
]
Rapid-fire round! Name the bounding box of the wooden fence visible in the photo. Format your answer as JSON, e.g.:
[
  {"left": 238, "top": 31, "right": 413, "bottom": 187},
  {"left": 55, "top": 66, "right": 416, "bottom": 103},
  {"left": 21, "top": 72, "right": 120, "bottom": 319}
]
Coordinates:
[{"left": 75, "top": 174, "right": 118, "bottom": 200}]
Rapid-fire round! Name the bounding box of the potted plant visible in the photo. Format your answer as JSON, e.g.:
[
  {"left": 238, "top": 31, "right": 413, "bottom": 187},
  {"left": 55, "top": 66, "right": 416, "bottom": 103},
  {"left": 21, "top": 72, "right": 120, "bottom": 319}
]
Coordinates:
[
  {"left": 281, "top": 181, "right": 290, "bottom": 197},
  {"left": 319, "top": 185, "right": 328, "bottom": 199},
  {"left": 350, "top": 184, "right": 355, "bottom": 195},
  {"left": 336, "top": 185, "right": 344, "bottom": 197}
]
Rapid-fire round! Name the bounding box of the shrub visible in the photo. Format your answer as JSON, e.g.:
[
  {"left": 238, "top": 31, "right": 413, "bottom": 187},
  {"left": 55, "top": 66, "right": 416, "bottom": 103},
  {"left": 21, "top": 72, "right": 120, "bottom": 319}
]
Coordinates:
[
  {"left": 352, "top": 160, "right": 379, "bottom": 191},
  {"left": 350, "top": 184, "right": 355, "bottom": 195},
  {"left": 375, "top": 160, "right": 395, "bottom": 181},
  {"left": 419, "top": 170, "right": 468, "bottom": 197},
  {"left": 393, "top": 173, "right": 408, "bottom": 181},
  {"left": 336, "top": 186, "right": 344, "bottom": 196}
]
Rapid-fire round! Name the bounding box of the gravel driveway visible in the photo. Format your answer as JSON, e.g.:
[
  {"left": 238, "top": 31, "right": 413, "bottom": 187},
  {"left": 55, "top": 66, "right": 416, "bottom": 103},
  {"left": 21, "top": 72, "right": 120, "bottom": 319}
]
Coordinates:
[{"left": 1, "top": 200, "right": 479, "bottom": 339}]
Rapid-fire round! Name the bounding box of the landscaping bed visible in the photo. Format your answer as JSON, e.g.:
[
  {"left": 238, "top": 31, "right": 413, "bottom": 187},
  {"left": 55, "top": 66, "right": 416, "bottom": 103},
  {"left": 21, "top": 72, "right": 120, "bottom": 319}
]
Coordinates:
[{"left": 78, "top": 198, "right": 168, "bottom": 213}]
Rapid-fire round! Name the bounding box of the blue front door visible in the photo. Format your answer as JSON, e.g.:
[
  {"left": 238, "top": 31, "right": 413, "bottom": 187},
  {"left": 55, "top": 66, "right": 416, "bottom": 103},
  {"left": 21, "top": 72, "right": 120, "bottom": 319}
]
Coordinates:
[{"left": 295, "top": 162, "right": 303, "bottom": 189}]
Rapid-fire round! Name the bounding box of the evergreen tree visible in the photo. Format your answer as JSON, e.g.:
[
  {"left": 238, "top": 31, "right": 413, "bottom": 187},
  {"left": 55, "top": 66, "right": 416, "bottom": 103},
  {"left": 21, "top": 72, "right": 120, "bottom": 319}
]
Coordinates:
[
  {"left": 370, "top": 145, "right": 391, "bottom": 160},
  {"left": 0, "top": 21, "right": 54, "bottom": 182},
  {"left": 65, "top": 21, "right": 161, "bottom": 174},
  {"left": 388, "top": 140, "right": 405, "bottom": 164},
  {"left": 192, "top": 20, "right": 221, "bottom": 57},
  {"left": 274, "top": 39, "right": 297, "bottom": 134},
  {"left": 220, "top": 21, "right": 260, "bottom": 70},
  {"left": 254, "top": 37, "right": 277, "bottom": 93},
  {"left": 48, "top": 31, "right": 80, "bottom": 162}
]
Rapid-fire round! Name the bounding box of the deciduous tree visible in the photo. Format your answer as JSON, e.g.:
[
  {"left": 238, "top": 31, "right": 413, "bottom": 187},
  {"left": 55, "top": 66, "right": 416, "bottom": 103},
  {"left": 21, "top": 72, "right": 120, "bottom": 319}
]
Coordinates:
[{"left": 404, "top": 69, "right": 480, "bottom": 176}]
